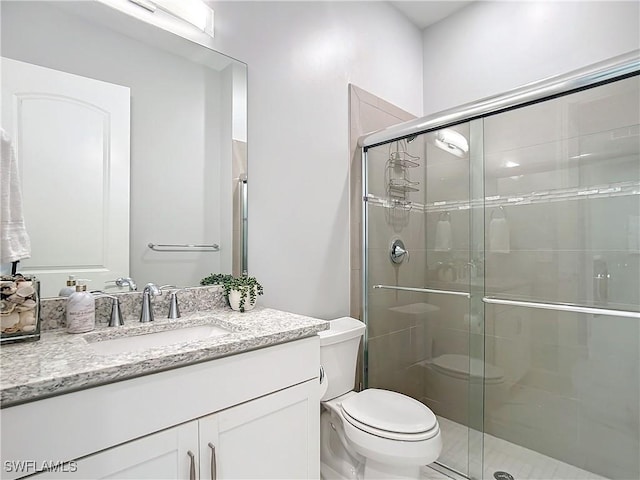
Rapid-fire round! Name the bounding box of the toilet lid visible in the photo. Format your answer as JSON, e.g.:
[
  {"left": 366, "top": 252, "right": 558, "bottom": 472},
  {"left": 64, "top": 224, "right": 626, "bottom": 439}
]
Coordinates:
[
  {"left": 431, "top": 354, "right": 504, "bottom": 382},
  {"left": 340, "top": 389, "right": 437, "bottom": 434}
]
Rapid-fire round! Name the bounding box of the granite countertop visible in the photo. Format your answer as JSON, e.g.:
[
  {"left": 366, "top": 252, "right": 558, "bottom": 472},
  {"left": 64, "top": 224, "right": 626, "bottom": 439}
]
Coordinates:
[{"left": 0, "top": 307, "right": 328, "bottom": 408}]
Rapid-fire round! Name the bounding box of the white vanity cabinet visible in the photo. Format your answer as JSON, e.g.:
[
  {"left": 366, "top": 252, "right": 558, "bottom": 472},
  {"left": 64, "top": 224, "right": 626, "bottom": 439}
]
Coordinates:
[
  {"left": 198, "top": 381, "right": 316, "bottom": 479},
  {"left": 1, "top": 336, "right": 320, "bottom": 480},
  {"left": 32, "top": 421, "right": 199, "bottom": 479}
]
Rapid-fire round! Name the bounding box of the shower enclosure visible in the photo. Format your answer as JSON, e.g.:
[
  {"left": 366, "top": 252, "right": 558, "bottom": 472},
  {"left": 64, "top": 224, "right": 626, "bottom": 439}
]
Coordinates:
[{"left": 361, "top": 52, "right": 639, "bottom": 480}]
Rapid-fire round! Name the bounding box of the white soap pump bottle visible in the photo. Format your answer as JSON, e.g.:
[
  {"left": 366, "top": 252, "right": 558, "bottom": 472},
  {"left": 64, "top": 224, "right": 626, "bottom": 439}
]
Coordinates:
[
  {"left": 66, "top": 280, "right": 95, "bottom": 334},
  {"left": 59, "top": 275, "right": 77, "bottom": 297}
]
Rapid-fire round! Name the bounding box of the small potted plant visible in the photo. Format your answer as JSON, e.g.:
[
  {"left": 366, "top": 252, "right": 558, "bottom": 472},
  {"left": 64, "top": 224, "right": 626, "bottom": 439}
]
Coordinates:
[
  {"left": 222, "top": 275, "right": 263, "bottom": 312},
  {"left": 200, "top": 273, "right": 234, "bottom": 287}
]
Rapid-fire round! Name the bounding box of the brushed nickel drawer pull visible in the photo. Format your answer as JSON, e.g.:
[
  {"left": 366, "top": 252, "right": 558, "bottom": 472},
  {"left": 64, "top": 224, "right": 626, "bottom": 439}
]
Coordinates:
[
  {"left": 187, "top": 450, "right": 196, "bottom": 480},
  {"left": 208, "top": 442, "right": 217, "bottom": 480}
]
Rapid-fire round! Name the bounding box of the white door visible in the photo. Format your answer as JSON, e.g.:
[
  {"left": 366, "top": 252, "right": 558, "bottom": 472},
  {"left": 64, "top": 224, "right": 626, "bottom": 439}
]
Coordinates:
[
  {"left": 30, "top": 422, "right": 199, "bottom": 479},
  {"left": 1, "top": 57, "right": 130, "bottom": 297},
  {"left": 199, "top": 380, "right": 320, "bottom": 479}
]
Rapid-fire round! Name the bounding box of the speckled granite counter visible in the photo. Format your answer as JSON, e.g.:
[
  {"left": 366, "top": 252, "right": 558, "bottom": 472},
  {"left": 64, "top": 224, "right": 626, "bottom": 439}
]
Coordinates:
[{"left": 0, "top": 307, "right": 328, "bottom": 407}]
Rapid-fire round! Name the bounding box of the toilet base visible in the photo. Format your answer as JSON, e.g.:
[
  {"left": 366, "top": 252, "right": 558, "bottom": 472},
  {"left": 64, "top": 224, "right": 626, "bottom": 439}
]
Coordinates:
[
  {"left": 321, "top": 410, "right": 428, "bottom": 480},
  {"left": 321, "top": 460, "right": 421, "bottom": 480},
  {"left": 321, "top": 410, "right": 362, "bottom": 479},
  {"left": 364, "top": 460, "right": 420, "bottom": 480},
  {"left": 321, "top": 461, "right": 351, "bottom": 480}
]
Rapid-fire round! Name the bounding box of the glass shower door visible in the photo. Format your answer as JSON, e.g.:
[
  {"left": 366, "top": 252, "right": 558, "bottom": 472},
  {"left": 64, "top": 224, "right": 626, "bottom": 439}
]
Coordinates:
[
  {"left": 481, "top": 74, "right": 640, "bottom": 480},
  {"left": 363, "top": 122, "right": 484, "bottom": 478}
]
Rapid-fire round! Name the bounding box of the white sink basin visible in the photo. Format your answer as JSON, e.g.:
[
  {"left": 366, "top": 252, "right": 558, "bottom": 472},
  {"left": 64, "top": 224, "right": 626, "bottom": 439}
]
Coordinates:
[{"left": 87, "top": 324, "right": 232, "bottom": 355}]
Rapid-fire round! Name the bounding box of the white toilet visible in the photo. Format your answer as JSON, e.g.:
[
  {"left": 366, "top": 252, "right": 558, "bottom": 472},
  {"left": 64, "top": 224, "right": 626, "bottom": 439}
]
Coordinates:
[
  {"left": 319, "top": 317, "right": 442, "bottom": 480},
  {"left": 424, "top": 353, "right": 506, "bottom": 424}
]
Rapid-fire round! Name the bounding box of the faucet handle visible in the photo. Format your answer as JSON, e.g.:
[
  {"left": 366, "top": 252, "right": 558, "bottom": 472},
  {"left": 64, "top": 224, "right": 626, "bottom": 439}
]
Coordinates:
[
  {"left": 108, "top": 297, "right": 125, "bottom": 327},
  {"left": 92, "top": 292, "right": 124, "bottom": 327},
  {"left": 168, "top": 289, "right": 183, "bottom": 319}
]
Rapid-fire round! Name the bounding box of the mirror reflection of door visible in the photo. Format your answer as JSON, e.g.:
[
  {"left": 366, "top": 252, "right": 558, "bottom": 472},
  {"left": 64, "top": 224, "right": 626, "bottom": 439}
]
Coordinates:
[{"left": 1, "top": 57, "right": 130, "bottom": 297}]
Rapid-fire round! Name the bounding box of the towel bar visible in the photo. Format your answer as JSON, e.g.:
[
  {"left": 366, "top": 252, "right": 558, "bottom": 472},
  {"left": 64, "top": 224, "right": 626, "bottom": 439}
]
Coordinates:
[{"left": 147, "top": 243, "right": 220, "bottom": 252}]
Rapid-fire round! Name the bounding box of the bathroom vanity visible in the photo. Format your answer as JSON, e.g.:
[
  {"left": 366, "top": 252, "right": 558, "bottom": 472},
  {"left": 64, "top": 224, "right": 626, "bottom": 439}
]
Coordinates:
[{"left": 0, "top": 307, "right": 327, "bottom": 480}]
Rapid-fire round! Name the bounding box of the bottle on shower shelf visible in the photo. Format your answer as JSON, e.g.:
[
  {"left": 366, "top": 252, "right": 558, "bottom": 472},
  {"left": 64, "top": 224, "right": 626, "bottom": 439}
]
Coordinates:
[{"left": 593, "top": 255, "right": 609, "bottom": 304}]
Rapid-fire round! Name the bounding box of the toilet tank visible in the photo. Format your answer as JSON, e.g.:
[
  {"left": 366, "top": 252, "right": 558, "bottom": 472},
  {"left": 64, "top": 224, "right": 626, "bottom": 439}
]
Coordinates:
[{"left": 318, "top": 317, "right": 366, "bottom": 401}]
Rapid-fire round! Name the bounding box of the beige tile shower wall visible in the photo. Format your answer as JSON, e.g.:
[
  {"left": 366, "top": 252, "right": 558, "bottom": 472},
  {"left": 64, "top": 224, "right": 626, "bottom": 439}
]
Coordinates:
[
  {"left": 348, "top": 85, "right": 416, "bottom": 320},
  {"left": 483, "top": 305, "right": 639, "bottom": 479},
  {"left": 482, "top": 76, "right": 640, "bottom": 479},
  {"left": 359, "top": 173, "right": 430, "bottom": 397}
]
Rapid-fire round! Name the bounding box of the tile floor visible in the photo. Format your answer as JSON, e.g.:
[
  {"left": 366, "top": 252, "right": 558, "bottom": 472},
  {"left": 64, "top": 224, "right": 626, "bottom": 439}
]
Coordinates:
[{"left": 420, "top": 416, "right": 607, "bottom": 480}]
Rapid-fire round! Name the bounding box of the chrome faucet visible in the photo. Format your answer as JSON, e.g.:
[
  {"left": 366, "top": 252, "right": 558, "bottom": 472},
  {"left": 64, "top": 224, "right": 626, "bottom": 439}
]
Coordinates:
[
  {"left": 109, "top": 277, "right": 137, "bottom": 291},
  {"left": 140, "top": 283, "right": 162, "bottom": 323}
]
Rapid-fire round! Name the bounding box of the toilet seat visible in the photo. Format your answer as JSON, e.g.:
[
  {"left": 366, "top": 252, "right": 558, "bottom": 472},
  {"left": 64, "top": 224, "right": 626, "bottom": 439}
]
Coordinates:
[
  {"left": 340, "top": 389, "right": 439, "bottom": 441},
  {"left": 341, "top": 410, "right": 440, "bottom": 442},
  {"left": 324, "top": 390, "right": 442, "bottom": 467},
  {"left": 431, "top": 354, "right": 504, "bottom": 384}
]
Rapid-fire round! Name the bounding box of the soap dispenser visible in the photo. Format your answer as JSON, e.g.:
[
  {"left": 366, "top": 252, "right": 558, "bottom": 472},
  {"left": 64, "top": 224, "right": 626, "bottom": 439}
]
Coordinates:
[
  {"left": 59, "top": 275, "right": 77, "bottom": 297},
  {"left": 66, "top": 280, "right": 95, "bottom": 334}
]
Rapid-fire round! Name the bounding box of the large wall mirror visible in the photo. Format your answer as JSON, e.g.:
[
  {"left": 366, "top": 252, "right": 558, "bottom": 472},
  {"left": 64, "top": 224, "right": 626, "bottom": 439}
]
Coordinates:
[{"left": 1, "top": 0, "right": 247, "bottom": 297}]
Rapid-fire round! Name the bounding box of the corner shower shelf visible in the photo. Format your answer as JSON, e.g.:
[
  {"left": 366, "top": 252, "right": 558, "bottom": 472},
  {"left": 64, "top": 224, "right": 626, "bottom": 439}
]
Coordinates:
[
  {"left": 388, "top": 179, "right": 420, "bottom": 193},
  {"left": 385, "top": 141, "right": 421, "bottom": 207},
  {"left": 364, "top": 194, "right": 414, "bottom": 210},
  {"left": 389, "top": 152, "right": 420, "bottom": 169}
]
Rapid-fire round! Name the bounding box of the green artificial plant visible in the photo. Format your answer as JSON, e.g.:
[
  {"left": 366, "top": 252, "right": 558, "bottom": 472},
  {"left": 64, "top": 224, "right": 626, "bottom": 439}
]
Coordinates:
[
  {"left": 200, "top": 273, "right": 234, "bottom": 286},
  {"left": 222, "top": 275, "right": 264, "bottom": 312}
]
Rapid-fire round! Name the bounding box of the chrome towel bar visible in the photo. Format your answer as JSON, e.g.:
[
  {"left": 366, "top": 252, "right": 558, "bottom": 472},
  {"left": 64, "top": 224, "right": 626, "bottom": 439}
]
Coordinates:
[
  {"left": 483, "top": 297, "right": 640, "bottom": 319},
  {"left": 148, "top": 243, "right": 220, "bottom": 252},
  {"left": 373, "top": 284, "right": 471, "bottom": 298},
  {"left": 371, "top": 286, "right": 640, "bottom": 318}
]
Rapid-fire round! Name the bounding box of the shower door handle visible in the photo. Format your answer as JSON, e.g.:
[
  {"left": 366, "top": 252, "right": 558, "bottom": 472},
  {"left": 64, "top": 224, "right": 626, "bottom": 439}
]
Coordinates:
[
  {"left": 482, "top": 297, "right": 640, "bottom": 318},
  {"left": 373, "top": 284, "right": 471, "bottom": 298}
]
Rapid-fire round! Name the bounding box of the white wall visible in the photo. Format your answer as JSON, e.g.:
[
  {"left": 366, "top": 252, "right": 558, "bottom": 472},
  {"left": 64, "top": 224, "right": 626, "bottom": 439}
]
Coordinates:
[
  {"left": 422, "top": 1, "right": 640, "bottom": 114},
  {"left": 208, "top": 1, "right": 424, "bottom": 318}
]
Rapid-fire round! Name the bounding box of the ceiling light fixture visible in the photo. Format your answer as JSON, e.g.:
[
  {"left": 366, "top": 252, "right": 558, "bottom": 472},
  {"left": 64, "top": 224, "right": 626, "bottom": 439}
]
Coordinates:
[
  {"left": 434, "top": 129, "right": 469, "bottom": 158},
  {"left": 129, "top": 0, "right": 214, "bottom": 37}
]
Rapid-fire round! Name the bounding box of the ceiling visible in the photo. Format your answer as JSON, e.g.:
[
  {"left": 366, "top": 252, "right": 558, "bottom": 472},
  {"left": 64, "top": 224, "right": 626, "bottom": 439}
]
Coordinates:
[{"left": 389, "top": 1, "right": 474, "bottom": 29}]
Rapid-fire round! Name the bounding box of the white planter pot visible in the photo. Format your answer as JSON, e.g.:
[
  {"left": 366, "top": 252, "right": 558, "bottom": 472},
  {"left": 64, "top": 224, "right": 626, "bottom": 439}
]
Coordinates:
[{"left": 227, "top": 287, "right": 258, "bottom": 312}]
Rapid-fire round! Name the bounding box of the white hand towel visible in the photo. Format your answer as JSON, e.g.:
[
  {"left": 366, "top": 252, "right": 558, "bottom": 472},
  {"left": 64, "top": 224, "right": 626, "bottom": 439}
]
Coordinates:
[
  {"left": 489, "top": 217, "right": 510, "bottom": 253},
  {"left": 1, "top": 128, "right": 31, "bottom": 263},
  {"left": 434, "top": 219, "right": 452, "bottom": 252}
]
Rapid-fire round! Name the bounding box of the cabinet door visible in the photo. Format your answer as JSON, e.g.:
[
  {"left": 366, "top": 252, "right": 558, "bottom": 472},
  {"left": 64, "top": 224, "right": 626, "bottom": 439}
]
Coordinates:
[
  {"left": 199, "top": 379, "right": 319, "bottom": 480},
  {"left": 31, "top": 422, "right": 199, "bottom": 480}
]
